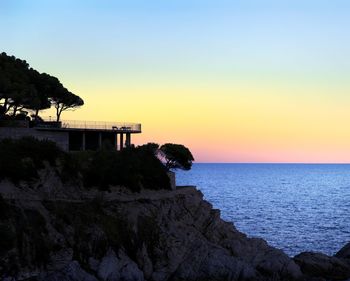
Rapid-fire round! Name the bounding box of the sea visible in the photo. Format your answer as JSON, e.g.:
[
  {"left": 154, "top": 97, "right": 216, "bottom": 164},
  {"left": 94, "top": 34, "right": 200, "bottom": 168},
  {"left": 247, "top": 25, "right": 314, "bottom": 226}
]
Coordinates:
[{"left": 176, "top": 163, "right": 350, "bottom": 257}]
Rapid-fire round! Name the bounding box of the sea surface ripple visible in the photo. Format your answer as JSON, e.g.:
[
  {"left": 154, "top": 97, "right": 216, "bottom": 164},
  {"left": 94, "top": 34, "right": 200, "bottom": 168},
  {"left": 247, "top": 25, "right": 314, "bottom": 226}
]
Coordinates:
[{"left": 176, "top": 163, "right": 350, "bottom": 256}]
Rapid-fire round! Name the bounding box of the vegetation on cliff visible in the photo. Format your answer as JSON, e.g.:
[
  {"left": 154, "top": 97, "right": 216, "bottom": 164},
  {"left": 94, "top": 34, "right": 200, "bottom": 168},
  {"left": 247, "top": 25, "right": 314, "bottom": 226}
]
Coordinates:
[
  {"left": 80, "top": 145, "right": 171, "bottom": 191},
  {"left": 0, "top": 137, "right": 62, "bottom": 183},
  {"left": 0, "top": 138, "right": 195, "bottom": 192},
  {"left": 139, "top": 142, "right": 194, "bottom": 171}
]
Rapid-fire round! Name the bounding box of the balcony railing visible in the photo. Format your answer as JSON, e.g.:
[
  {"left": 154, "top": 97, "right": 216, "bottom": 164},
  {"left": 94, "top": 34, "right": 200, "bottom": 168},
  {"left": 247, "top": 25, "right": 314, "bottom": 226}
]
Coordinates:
[{"left": 36, "top": 118, "right": 141, "bottom": 132}]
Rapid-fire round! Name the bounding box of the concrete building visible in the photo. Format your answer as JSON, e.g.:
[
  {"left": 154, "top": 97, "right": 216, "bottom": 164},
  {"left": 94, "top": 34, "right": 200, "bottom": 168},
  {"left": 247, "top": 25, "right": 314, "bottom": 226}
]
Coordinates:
[{"left": 0, "top": 119, "right": 141, "bottom": 151}]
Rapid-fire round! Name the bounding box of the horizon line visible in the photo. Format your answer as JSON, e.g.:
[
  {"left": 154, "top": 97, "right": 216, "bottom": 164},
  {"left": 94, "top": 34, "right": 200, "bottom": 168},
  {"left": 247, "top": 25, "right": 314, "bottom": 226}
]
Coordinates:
[{"left": 193, "top": 162, "right": 350, "bottom": 165}]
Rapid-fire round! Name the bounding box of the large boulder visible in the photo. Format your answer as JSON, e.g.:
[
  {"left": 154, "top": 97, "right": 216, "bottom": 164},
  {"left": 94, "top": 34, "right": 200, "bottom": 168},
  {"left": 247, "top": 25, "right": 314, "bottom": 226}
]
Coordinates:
[
  {"left": 294, "top": 252, "right": 350, "bottom": 280},
  {"left": 336, "top": 242, "right": 350, "bottom": 259},
  {"left": 97, "top": 249, "right": 144, "bottom": 281},
  {"left": 40, "top": 261, "right": 98, "bottom": 281}
]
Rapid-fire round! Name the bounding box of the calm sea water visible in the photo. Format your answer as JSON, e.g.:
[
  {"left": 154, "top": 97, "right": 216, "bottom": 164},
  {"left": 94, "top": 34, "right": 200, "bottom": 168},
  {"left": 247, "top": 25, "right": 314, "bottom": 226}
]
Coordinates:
[{"left": 176, "top": 164, "right": 350, "bottom": 257}]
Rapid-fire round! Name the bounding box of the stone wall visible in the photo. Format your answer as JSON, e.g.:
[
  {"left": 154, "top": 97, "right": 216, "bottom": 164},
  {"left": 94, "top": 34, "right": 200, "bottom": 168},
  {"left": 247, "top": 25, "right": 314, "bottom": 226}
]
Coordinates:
[{"left": 0, "top": 127, "right": 69, "bottom": 151}]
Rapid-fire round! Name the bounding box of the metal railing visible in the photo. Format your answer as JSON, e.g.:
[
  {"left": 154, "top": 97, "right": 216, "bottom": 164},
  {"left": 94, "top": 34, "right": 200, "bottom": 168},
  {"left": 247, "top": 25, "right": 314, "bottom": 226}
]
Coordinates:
[{"left": 38, "top": 118, "right": 141, "bottom": 132}]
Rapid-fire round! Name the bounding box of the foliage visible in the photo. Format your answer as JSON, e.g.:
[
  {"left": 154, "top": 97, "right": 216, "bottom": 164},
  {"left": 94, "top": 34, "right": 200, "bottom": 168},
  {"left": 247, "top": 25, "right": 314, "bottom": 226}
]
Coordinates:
[
  {"left": 138, "top": 142, "right": 159, "bottom": 154},
  {"left": 0, "top": 52, "right": 84, "bottom": 121},
  {"left": 50, "top": 87, "right": 84, "bottom": 122},
  {"left": 82, "top": 146, "right": 171, "bottom": 191},
  {"left": 0, "top": 137, "right": 62, "bottom": 183},
  {"left": 0, "top": 137, "right": 173, "bottom": 191},
  {"left": 159, "top": 143, "right": 194, "bottom": 170}
]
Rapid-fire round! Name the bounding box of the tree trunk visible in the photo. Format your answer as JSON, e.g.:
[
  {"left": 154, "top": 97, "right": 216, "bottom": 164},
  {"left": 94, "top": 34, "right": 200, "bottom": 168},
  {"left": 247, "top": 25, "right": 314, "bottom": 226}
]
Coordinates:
[
  {"left": 3, "top": 98, "right": 9, "bottom": 113},
  {"left": 12, "top": 105, "right": 17, "bottom": 116},
  {"left": 56, "top": 107, "right": 62, "bottom": 122}
]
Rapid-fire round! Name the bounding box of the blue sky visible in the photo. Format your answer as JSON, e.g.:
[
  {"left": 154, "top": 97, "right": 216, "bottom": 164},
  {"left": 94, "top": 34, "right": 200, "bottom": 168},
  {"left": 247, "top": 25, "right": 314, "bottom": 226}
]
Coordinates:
[{"left": 1, "top": 0, "right": 350, "bottom": 162}]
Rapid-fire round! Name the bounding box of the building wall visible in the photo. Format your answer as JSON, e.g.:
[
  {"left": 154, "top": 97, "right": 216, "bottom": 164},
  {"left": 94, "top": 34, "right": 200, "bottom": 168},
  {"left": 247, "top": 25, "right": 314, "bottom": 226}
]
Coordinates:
[{"left": 0, "top": 128, "right": 69, "bottom": 151}]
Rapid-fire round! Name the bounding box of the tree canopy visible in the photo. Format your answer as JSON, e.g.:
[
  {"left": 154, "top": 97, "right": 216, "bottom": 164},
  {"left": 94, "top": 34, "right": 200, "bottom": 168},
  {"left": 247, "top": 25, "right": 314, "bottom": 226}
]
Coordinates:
[
  {"left": 159, "top": 143, "right": 194, "bottom": 170},
  {"left": 0, "top": 52, "right": 84, "bottom": 121}
]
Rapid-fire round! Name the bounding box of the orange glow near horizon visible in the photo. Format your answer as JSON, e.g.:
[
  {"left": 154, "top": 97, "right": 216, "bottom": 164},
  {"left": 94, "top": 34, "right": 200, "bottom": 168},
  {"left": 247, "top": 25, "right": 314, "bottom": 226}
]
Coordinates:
[
  {"left": 4, "top": 1, "right": 350, "bottom": 163},
  {"left": 40, "top": 82, "right": 350, "bottom": 163}
]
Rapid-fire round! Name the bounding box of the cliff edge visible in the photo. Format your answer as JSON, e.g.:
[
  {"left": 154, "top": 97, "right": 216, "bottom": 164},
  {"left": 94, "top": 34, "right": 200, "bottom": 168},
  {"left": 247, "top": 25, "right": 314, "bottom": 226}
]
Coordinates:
[{"left": 1, "top": 175, "right": 350, "bottom": 280}]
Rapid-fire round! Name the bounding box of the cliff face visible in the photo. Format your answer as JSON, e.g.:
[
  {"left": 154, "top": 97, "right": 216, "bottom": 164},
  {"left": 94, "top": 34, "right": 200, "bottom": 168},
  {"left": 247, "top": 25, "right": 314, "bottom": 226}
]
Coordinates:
[
  {"left": 1, "top": 177, "right": 302, "bottom": 281},
  {"left": 0, "top": 176, "right": 349, "bottom": 281}
]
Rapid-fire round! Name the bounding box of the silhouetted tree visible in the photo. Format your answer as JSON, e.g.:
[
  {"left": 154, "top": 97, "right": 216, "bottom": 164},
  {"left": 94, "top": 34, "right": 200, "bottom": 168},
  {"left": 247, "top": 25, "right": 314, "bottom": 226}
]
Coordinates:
[
  {"left": 0, "top": 52, "right": 84, "bottom": 121},
  {"left": 50, "top": 88, "right": 84, "bottom": 122},
  {"left": 24, "top": 71, "right": 51, "bottom": 119},
  {"left": 138, "top": 142, "right": 160, "bottom": 154},
  {"left": 159, "top": 143, "right": 194, "bottom": 170},
  {"left": 0, "top": 53, "right": 31, "bottom": 116}
]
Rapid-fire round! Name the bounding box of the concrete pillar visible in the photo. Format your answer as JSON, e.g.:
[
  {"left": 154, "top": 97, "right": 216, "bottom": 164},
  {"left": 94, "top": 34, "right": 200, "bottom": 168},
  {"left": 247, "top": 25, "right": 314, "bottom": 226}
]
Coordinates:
[
  {"left": 98, "top": 132, "right": 102, "bottom": 149},
  {"left": 114, "top": 133, "right": 118, "bottom": 150},
  {"left": 126, "top": 133, "right": 131, "bottom": 147},
  {"left": 119, "top": 133, "right": 124, "bottom": 150},
  {"left": 82, "top": 132, "right": 86, "bottom": 151}
]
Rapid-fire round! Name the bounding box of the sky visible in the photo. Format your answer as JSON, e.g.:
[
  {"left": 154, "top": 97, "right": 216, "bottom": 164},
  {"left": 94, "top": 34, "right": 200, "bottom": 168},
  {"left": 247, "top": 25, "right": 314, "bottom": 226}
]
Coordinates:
[{"left": 1, "top": 0, "right": 350, "bottom": 163}]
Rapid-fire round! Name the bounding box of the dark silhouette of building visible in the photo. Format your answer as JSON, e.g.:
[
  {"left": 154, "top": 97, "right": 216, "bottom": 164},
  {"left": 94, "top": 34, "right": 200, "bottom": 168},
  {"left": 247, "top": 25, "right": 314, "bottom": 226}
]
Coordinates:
[{"left": 0, "top": 119, "right": 141, "bottom": 151}]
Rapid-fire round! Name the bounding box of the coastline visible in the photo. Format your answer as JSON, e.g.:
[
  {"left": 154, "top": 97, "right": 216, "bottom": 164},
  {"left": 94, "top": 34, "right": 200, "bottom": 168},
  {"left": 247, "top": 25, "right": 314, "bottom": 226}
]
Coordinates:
[{"left": 1, "top": 170, "right": 350, "bottom": 280}]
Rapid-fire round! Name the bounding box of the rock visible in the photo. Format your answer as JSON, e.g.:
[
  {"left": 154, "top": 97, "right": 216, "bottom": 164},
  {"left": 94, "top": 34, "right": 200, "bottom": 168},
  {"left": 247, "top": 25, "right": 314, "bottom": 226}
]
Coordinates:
[
  {"left": 88, "top": 257, "right": 100, "bottom": 272},
  {"left": 97, "top": 249, "right": 144, "bottom": 281},
  {"left": 336, "top": 242, "right": 350, "bottom": 259},
  {"left": 136, "top": 243, "right": 153, "bottom": 279},
  {"left": 294, "top": 252, "right": 350, "bottom": 280},
  {"left": 97, "top": 249, "right": 119, "bottom": 280},
  {"left": 40, "top": 260, "right": 98, "bottom": 281},
  {"left": 47, "top": 248, "right": 74, "bottom": 271},
  {"left": 168, "top": 245, "right": 257, "bottom": 281},
  {"left": 1, "top": 180, "right": 305, "bottom": 281}
]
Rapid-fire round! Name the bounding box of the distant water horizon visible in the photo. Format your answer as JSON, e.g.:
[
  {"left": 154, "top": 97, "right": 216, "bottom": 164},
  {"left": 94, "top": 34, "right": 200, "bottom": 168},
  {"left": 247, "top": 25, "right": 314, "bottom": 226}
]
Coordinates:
[
  {"left": 196, "top": 162, "right": 350, "bottom": 165},
  {"left": 176, "top": 163, "right": 350, "bottom": 256}
]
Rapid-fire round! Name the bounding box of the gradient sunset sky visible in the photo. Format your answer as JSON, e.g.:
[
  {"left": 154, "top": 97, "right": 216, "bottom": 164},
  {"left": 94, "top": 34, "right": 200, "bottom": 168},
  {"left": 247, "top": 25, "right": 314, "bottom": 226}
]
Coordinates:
[{"left": 2, "top": 0, "right": 350, "bottom": 163}]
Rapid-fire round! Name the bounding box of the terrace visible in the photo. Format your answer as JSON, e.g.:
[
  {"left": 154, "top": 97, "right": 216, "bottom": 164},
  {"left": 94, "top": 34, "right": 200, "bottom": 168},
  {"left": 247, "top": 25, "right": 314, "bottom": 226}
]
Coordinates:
[
  {"left": 34, "top": 119, "right": 142, "bottom": 133},
  {"left": 0, "top": 118, "right": 142, "bottom": 151}
]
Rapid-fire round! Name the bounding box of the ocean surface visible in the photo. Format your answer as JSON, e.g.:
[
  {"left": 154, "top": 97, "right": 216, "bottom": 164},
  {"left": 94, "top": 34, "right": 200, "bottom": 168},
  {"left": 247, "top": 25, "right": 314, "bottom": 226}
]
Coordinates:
[{"left": 176, "top": 163, "right": 350, "bottom": 257}]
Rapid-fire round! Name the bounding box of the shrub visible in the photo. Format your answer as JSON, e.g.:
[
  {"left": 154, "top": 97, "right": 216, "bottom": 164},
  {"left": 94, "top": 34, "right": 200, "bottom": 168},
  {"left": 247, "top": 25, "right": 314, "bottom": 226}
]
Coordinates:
[
  {"left": 0, "top": 137, "right": 171, "bottom": 191},
  {"left": 83, "top": 146, "right": 171, "bottom": 191},
  {"left": 0, "top": 137, "right": 62, "bottom": 183}
]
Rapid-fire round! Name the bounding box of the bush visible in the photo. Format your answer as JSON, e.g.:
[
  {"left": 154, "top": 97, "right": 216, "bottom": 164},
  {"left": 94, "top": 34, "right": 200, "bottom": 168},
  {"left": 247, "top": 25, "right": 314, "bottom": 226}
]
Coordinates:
[
  {"left": 0, "top": 137, "right": 62, "bottom": 183},
  {"left": 0, "top": 137, "right": 171, "bottom": 191},
  {"left": 82, "top": 146, "right": 171, "bottom": 191}
]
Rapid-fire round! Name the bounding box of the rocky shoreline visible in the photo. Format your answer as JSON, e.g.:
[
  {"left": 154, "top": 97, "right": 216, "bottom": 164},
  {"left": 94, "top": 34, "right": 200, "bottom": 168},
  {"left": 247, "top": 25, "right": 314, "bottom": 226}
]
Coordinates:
[{"left": 1, "top": 173, "right": 350, "bottom": 281}]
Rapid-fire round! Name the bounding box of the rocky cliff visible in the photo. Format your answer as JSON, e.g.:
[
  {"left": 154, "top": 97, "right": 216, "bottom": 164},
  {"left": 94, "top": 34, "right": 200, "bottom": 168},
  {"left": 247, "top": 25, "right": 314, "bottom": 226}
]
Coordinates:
[{"left": 0, "top": 175, "right": 350, "bottom": 281}]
